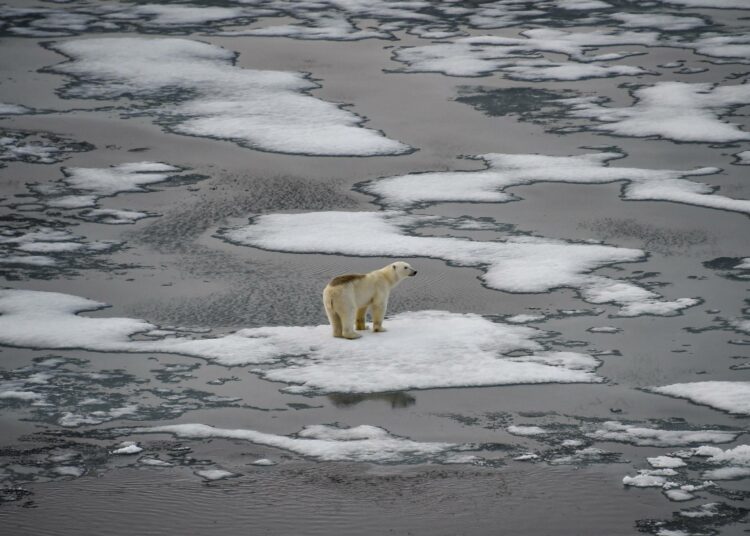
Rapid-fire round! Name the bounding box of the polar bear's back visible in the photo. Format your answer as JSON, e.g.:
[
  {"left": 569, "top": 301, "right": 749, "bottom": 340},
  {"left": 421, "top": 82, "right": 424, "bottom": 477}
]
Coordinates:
[{"left": 328, "top": 274, "right": 366, "bottom": 287}]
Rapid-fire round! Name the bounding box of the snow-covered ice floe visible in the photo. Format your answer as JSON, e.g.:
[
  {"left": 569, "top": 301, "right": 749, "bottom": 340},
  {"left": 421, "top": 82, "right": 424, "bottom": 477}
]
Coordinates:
[
  {"left": 220, "top": 211, "right": 699, "bottom": 316},
  {"left": 648, "top": 382, "right": 750, "bottom": 415},
  {"left": 46, "top": 38, "right": 411, "bottom": 156},
  {"left": 132, "top": 423, "right": 470, "bottom": 464},
  {"left": 360, "top": 150, "right": 749, "bottom": 215},
  {"left": 561, "top": 82, "right": 750, "bottom": 143},
  {"left": 0, "top": 289, "right": 603, "bottom": 393}
]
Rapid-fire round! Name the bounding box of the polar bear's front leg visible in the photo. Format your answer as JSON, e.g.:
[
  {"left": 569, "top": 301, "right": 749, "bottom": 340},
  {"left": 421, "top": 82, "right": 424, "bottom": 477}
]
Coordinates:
[{"left": 372, "top": 300, "right": 387, "bottom": 333}]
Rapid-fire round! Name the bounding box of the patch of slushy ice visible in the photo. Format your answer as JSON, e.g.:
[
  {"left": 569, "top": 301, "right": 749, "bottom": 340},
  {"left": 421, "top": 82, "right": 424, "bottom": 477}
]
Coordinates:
[
  {"left": 393, "top": 29, "right": 658, "bottom": 78},
  {"left": 217, "top": 12, "right": 390, "bottom": 41},
  {"left": 0, "top": 129, "right": 92, "bottom": 167},
  {"left": 134, "top": 423, "right": 471, "bottom": 464},
  {"left": 220, "top": 211, "right": 698, "bottom": 316},
  {"left": 507, "top": 425, "right": 549, "bottom": 436},
  {"left": 47, "top": 38, "right": 410, "bottom": 156},
  {"left": 561, "top": 82, "right": 750, "bottom": 143},
  {"left": 0, "top": 354, "right": 252, "bottom": 428},
  {"left": 0, "top": 290, "right": 604, "bottom": 393},
  {"left": 0, "top": 224, "right": 120, "bottom": 276},
  {"left": 649, "top": 382, "right": 750, "bottom": 415},
  {"left": 361, "top": 150, "right": 747, "bottom": 215},
  {"left": 587, "top": 421, "right": 739, "bottom": 446}
]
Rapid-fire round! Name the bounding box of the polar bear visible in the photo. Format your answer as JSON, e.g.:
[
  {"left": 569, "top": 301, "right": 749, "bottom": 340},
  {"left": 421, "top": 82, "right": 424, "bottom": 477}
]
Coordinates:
[{"left": 323, "top": 261, "right": 417, "bottom": 339}]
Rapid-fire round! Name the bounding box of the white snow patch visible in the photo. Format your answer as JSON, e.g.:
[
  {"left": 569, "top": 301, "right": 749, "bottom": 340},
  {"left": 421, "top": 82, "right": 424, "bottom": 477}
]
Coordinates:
[
  {"left": 48, "top": 38, "right": 410, "bottom": 156},
  {"left": 649, "top": 381, "right": 750, "bottom": 415},
  {"left": 112, "top": 442, "right": 143, "bottom": 455}
]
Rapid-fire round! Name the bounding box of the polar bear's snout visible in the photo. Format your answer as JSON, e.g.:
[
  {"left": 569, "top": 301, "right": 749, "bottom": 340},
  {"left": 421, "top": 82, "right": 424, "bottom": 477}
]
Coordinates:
[{"left": 409, "top": 269, "right": 417, "bottom": 276}]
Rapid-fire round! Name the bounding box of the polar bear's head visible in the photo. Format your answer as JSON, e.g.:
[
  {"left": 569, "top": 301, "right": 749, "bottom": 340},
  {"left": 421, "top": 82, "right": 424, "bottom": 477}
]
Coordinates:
[{"left": 390, "top": 261, "right": 417, "bottom": 280}]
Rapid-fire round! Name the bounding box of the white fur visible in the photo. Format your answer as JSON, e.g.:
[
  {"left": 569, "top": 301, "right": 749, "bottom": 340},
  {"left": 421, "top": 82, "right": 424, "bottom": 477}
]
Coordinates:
[{"left": 323, "top": 261, "right": 417, "bottom": 339}]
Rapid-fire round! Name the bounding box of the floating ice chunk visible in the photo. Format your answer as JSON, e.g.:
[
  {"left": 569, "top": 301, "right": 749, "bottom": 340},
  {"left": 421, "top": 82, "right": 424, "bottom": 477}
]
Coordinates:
[
  {"left": 221, "top": 210, "right": 697, "bottom": 315},
  {"left": 663, "top": 488, "right": 695, "bottom": 501},
  {"left": 623, "top": 471, "right": 671, "bottom": 488},
  {"left": 514, "top": 453, "right": 540, "bottom": 461},
  {"left": 735, "top": 151, "right": 750, "bottom": 165},
  {"left": 0, "top": 254, "right": 56, "bottom": 266},
  {"left": 702, "top": 467, "right": 750, "bottom": 480},
  {"left": 505, "top": 314, "right": 545, "bottom": 323},
  {"left": 694, "top": 444, "right": 750, "bottom": 466},
  {"left": 362, "top": 151, "right": 745, "bottom": 216},
  {"left": 249, "top": 458, "right": 276, "bottom": 466},
  {"left": 112, "top": 441, "right": 142, "bottom": 455},
  {"left": 562, "top": 82, "right": 750, "bottom": 143},
  {"left": 588, "top": 421, "right": 738, "bottom": 446},
  {"left": 611, "top": 13, "right": 707, "bottom": 31},
  {"left": 588, "top": 326, "right": 621, "bottom": 333},
  {"left": 53, "top": 466, "right": 85, "bottom": 478},
  {"left": 0, "top": 390, "right": 43, "bottom": 401},
  {"left": 195, "top": 469, "right": 238, "bottom": 481},
  {"left": 136, "top": 423, "right": 463, "bottom": 464},
  {"left": 48, "top": 38, "right": 410, "bottom": 156},
  {"left": 507, "top": 425, "right": 549, "bottom": 436},
  {"left": 0, "top": 103, "right": 31, "bottom": 115},
  {"left": 77, "top": 208, "right": 154, "bottom": 225},
  {"left": 649, "top": 382, "right": 750, "bottom": 415},
  {"left": 648, "top": 456, "right": 687, "bottom": 469},
  {"left": 139, "top": 458, "right": 172, "bottom": 467}
]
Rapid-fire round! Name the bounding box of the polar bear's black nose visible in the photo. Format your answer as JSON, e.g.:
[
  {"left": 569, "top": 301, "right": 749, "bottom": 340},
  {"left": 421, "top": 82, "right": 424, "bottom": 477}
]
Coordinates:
[{"left": 410, "top": 270, "right": 417, "bottom": 276}]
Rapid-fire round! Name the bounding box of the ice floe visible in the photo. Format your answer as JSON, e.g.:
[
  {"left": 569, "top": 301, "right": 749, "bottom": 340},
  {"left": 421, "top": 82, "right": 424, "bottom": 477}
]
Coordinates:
[
  {"left": 195, "top": 468, "right": 238, "bottom": 481},
  {"left": 361, "top": 150, "right": 748, "bottom": 215},
  {"left": 111, "top": 441, "right": 142, "bottom": 455},
  {"left": 134, "top": 423, "right": 466, "bottom": 464},
  {"left": 393, "top": 29, "right": 658, "bottom": 78},
  {"left": 561, "top": 82, "right": 750, "bottom": 143},
  {"left": 734, "top": 151, "right": 750, "bottom": 165},
  {"left": 47, "top": 38, "right": 410, "bottom": 156},
  {"left": 587, "top": 421, "right": 739, "bottom": 446},
  {"left": 220, "top": 210, "right": 699, "bottom": 316},
  {"left": 649, "top": 382, "right": 750, "bottom": 415},
  {"left": 0, "top": 290, "right": 604, "bottom": 393}
]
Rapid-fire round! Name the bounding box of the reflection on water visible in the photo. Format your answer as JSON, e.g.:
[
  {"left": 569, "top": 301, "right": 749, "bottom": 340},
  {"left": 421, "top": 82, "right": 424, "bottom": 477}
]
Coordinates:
[{"left": 328, "top": 391, "right": 416, "bottom": 409}]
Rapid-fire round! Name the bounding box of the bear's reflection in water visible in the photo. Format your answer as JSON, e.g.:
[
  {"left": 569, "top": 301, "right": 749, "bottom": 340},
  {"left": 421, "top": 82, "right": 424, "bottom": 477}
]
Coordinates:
[{"left": 328, "top": 391, "right": 416, "bottom": 408}]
